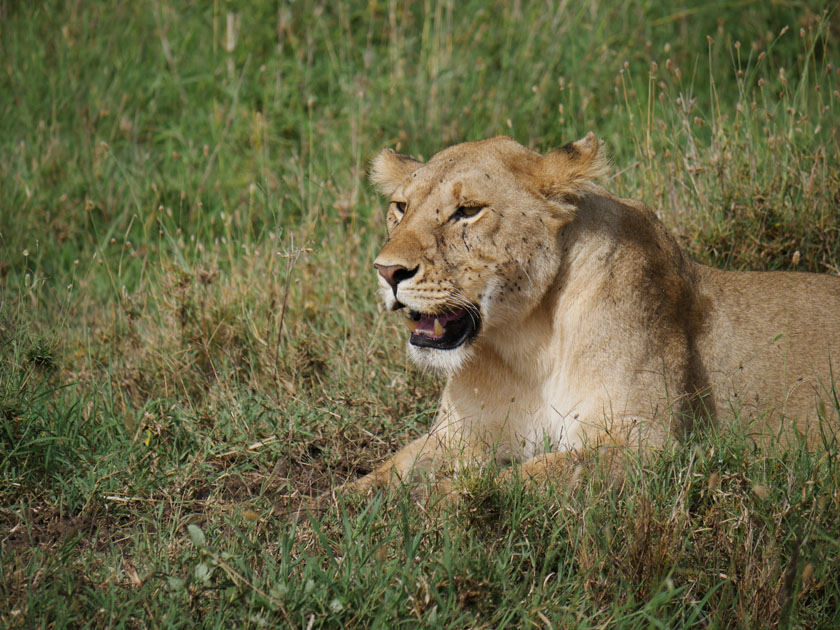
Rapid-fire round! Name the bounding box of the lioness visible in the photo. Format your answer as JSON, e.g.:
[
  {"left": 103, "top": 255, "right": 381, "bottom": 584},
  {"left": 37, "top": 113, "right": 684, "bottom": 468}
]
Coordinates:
[{"left": 349, "top": 133, "right": 840, "bottom": 494}]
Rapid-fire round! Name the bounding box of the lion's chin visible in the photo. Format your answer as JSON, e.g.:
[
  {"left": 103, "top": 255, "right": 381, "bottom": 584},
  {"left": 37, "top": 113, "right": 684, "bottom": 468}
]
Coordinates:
[{"left": 407, "top": 341, "right": 474, "bottom": 373}]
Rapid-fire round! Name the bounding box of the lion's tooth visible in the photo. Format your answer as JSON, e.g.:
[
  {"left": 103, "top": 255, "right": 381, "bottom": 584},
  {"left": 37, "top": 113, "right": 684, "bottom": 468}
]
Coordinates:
[
  {"left": 406, "top": 318, "right": 419, "bottom": 333},
  {"left": 434, "top": 318, "right": 444, "bottom": 337}
]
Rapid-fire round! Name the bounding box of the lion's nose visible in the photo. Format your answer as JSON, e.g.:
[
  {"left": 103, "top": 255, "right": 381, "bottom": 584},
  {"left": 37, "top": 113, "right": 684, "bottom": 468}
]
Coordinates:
[{"left": 374, "top": 263, "right": 418, "bottom": 292}]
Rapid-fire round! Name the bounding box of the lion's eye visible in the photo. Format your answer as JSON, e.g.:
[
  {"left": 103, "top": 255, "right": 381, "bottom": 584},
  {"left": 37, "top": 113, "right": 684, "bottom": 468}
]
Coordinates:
[
  {"left": 392, "top": 201, "right": 406, "bottom": 214},
  {"left": 452, "top": 205, "right": 485, "bottom": 221}
]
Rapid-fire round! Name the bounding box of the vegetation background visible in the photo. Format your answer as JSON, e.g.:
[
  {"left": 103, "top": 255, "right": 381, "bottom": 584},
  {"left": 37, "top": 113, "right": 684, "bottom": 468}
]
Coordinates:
[{"left": 1, "top": 0, "right": 839, "bottom": 627}]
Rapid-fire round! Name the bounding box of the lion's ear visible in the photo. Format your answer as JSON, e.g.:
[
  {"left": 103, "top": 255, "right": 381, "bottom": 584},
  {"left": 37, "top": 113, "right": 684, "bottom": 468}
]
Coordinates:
[
  {"left": 369, "top": 149, "right": 423, "bottom": 197},
  {"left": 533, "top": 132, "right": 609, "bottom": 200}
]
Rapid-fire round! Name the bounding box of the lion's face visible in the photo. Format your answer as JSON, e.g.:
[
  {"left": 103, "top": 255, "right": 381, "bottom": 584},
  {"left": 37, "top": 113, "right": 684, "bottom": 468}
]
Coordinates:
[{"left": 369, "top": 134, "right": 607, "bottom": 371}]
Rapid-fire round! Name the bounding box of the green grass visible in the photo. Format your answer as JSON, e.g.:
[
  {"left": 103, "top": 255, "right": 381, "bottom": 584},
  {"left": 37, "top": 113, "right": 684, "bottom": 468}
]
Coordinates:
[{"left": 1, "top": 0, "right": 839, "bottom": 627}]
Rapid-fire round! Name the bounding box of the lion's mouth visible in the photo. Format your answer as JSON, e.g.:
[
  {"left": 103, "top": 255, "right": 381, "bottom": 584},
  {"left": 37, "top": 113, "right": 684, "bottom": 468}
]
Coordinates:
[{"left": 403, "top": 307, "right": 480, "bottom": 350}]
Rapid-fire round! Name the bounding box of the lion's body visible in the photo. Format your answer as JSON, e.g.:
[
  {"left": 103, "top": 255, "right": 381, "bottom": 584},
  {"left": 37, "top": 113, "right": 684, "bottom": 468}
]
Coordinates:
[
  {"left": 350, "top": 134, "right": 840, "bottom": 493},
  {"left": 696, "top": 266, "right": 840, "bottom": 441}
]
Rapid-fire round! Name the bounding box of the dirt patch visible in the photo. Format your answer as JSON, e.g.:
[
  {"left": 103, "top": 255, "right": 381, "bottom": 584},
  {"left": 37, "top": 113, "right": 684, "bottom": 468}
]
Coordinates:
[{"left": 2, "top": 507, "right": 92, "bottom": 552}]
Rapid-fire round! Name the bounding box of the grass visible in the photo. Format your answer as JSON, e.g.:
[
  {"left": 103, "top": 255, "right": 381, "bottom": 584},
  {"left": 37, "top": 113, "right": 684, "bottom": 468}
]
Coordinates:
[{"left": 1, "top": 0, "right": 839, "bottom": 627}]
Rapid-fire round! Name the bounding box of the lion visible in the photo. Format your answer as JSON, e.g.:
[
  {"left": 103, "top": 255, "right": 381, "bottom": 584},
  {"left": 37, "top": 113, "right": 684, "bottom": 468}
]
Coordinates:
[{"left": 345, "top": 133, "right": 840, "bottom": 496}]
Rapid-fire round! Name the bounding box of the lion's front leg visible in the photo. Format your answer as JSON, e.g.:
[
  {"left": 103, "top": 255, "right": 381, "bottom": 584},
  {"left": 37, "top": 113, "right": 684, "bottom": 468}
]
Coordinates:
[
  {"left": 498, "top": 450, "right": 583, "bottom": 485},
  {"left": 340, "top": 422, "right": 485, "bottom": 496},
  {"left": 334, "top": 388, "right": 494, "bottom": 500},
  {"left": 499, "top": 418, "right": 662, "bottom": 490},
  {"left": 497, "top": 447, "right": 621, "bottom": 491},
  {"left": 342, "top": 434, "right": 442, "bottom": 494}
]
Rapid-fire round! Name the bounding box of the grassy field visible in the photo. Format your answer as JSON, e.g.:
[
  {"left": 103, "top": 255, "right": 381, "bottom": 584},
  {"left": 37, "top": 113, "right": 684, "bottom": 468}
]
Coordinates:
[{"left": 2, "top": 0, "right": 840, "bottom": 627}]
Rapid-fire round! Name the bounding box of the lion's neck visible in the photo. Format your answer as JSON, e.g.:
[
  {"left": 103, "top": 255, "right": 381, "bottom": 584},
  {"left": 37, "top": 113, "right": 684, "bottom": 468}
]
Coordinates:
[
  {"left": 454, "top": 193, "right": 655, "bottom": 387},
  {"left": 466, "top": 280, "right": 562, "bottom": 385}
]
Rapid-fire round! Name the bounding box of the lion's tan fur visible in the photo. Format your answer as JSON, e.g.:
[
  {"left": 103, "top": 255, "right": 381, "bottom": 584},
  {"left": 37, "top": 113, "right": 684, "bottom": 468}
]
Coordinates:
[{"left": 348, "top": 134, "right": 840, "bottom": 493}]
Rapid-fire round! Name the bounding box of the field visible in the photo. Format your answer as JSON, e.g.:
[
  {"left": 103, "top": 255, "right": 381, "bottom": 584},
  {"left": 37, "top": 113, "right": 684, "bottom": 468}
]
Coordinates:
[{"left": 2, "top": 1, "right": 840, "bottom": 627}]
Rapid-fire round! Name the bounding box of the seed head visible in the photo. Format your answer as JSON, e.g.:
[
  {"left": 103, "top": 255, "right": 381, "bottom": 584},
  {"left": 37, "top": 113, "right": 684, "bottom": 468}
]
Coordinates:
[
  {"left": 802, "top": 563, "right": 814, "bottom": 585},
  {"left": 752, "top": 484, "right": 770, "bottom": 500}
]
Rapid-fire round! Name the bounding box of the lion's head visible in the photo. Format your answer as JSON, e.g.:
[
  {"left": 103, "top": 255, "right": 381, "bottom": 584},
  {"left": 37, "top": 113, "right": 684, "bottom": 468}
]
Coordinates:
[{"left": 369, "top": 133, "right": 608, "bottom": 371}]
